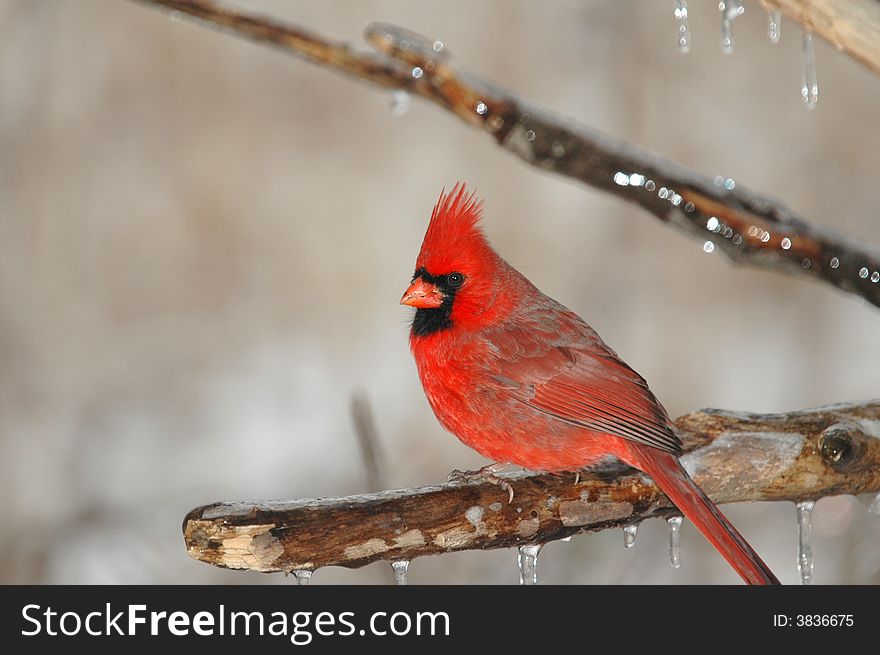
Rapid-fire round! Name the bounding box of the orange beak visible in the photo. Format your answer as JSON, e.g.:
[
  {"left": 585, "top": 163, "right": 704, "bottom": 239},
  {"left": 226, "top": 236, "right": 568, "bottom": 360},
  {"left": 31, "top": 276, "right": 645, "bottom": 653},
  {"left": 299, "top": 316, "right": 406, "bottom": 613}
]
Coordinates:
[{"left": 400, "top": 277, "right": 445, "bottom": 309}]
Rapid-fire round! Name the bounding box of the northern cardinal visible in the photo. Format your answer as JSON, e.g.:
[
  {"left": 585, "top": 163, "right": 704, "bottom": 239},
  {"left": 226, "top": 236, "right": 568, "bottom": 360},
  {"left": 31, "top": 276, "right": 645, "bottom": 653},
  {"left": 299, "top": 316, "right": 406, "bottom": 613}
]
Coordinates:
[{"left": 400, "top": 184, "right": 779, "bottom": 585}]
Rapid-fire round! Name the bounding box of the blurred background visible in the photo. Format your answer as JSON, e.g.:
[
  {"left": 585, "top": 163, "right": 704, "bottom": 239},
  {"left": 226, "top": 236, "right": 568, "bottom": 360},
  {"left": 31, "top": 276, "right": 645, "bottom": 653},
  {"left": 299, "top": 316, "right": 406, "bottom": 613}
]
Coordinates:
[{"left": 1, "top": 0, "right": 878, "bottom": 585}]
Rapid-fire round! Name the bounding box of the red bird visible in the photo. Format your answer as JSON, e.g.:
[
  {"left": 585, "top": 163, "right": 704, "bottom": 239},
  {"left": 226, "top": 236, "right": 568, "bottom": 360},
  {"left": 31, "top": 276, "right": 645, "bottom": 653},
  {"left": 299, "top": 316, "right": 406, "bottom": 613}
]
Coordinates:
[{"left": 401, "top": 184, "right": 779, "bottom": 585}]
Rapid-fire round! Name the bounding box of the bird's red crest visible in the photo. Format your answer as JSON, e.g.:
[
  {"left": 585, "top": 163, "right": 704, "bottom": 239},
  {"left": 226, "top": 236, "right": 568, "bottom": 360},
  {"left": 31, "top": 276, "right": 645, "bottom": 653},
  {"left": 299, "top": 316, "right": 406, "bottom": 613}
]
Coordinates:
[{"left": 416, "top": 183, "right": 492, "bottom": 275}]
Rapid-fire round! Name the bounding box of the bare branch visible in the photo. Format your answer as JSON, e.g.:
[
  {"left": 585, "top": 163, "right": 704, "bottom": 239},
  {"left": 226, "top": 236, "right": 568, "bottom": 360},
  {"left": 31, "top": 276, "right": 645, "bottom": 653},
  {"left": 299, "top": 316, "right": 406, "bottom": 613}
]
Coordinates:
[
  {"left": 183, "top": 400, "right": 880, "bottom": 573},
  {"left": 350, "top": 392, "right": 386, "bottom": 493},
  {"left": 761, "top": 0, "right": 880, "bottom": 78},
  {"left": 133, "top": 0, "right": 880, "bottom": 309}
]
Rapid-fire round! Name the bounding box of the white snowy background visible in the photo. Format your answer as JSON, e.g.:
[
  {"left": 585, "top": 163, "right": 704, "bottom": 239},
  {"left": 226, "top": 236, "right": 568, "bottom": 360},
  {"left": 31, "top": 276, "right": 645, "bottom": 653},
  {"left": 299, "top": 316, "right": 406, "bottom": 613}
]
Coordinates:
[{"left": 1, "top": 0, "right": 879, "bottom": 584}]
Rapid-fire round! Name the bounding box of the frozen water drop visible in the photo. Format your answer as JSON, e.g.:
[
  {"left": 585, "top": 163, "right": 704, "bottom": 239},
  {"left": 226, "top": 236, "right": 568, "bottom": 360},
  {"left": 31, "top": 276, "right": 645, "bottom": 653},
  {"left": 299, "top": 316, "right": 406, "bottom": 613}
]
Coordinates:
[
  {"left": 525, "top": 129, "right": 536, "bottom": 142},
  {"left": 614, "top": 172, "right": 630, "bottom": 186},
  {"left": 674, "top": 1, "right": 691, "bottom": 54},
  {"left": 475, "top": 101, "right": 488, "bottom": 115},
  {"left": 411, "top": 67, "right": 424, "bottom": 79},
  {"left": 432, "top": 40, "right": 444, "bottom": 53},
  {"left": 645, "top": 180, "right": 656, "bottom": 191},
  {"left": 724, "top": 178, "right": 735, "bottom": 190},
  {"left": 389, "top": 90, "right": 411, "bottom": 117},
  {"left": 801, "top": 31, "right": 818, "bottom": 110},
  {"left": 703, "top": 241, "right": 715, "bottom": 254},
  {"left": 668, "top": 516, "right": 683, "bottom": 568},
  {"left": 859, "top": 267, "right": 869, "bottom": 279},
  {"left": 391, "top": 560, "right": 410, "bottom": 586},
  {"left": 869, "top": 493, "right": 880, "bottom": 515},
  {"left": 623, "top": 524, "right": 638, "bottom": 549},
  {"left": 684, "top": 201, "right": 695, "bottom": 212},
  {"left": 706, "top": 216, "right": 720, "bottom": 231},
  {"left": 830, "top": 257, "right": 839, "bottom": 269},
  {"left": 796, "top": 500, "right": 815, "bottom": 585},
  {"left": 872, "top": 272, "right": 880, "bottom": 283},
  {"left": 781, "top": 237, "right": 792, "bottom": 250},
  {"left": 293, "top": 570, "right": 312, "bottom": 586},
  {"left": 719, "top": 0, "right": 744, "bottom": 54},
  {"left": 768, "top": 10, "right": 782, "bottom": 43},
  {"left": 518, "top": 544, "right": 542, "bottom": 585}
]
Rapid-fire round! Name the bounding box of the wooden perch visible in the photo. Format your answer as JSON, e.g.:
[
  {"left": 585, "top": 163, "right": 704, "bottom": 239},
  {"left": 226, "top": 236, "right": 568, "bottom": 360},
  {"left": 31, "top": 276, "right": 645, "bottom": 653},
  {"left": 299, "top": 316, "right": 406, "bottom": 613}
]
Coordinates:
[
  {"left": 184, "top": 400, "right": 880, "bottom": 573},
  {"left": 134, "top": 0, "right": 880, "bottom": 310},
  {"left": 761, "top": 0, "right": 880, "bottom": 77}
]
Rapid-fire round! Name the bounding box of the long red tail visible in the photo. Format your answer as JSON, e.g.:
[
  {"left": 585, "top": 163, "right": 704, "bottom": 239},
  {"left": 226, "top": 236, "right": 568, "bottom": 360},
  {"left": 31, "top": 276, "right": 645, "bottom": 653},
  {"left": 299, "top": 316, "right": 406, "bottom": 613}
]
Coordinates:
[{"left": 632, "top": 447, "right": 780, "bottom": 585}]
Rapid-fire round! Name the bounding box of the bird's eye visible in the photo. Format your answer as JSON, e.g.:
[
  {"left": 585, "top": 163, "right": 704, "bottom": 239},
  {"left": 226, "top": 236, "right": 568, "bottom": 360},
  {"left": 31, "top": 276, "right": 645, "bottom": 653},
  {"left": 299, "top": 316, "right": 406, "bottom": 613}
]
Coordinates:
[{"left": 447, "top": 272, "right": 464, "bottom": 288}]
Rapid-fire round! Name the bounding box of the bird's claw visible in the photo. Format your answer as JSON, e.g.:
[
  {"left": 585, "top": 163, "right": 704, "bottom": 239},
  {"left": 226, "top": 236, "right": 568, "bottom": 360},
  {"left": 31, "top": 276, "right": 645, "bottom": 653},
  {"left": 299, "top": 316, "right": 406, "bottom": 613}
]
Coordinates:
[{"left": 447, "top": 465, "right": 515, "bottom": 503}]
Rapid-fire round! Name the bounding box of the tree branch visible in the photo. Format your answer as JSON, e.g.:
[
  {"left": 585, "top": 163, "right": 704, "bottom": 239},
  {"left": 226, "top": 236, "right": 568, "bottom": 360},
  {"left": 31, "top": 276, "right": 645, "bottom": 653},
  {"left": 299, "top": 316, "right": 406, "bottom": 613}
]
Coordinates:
[
  {"left": 761, "top": 0, "right": 880, "bottom": 78},
  {"left": 183, "top": 400, "right": 880, "bottom": 573},
  {"left": 134, "top": 0, "right": 880, "bottom": 309}
]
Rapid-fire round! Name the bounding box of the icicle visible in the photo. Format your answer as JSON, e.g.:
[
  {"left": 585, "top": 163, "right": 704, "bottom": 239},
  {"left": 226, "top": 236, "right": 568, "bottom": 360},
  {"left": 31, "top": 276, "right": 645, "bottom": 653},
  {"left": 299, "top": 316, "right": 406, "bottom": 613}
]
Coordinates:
[
  {"left": 673, "top": 1, "right": 691, "bottom": 54},
  {"left": 293, "top": 570, "right": 312, "bottom": 586},
  {"left": 768, "top": 10, "right": 781, "bottom": 43},
  {"left": 667, "top": 516, "right": 682, "bottom": 569},
  {"left": 391, "top": 560, "right": 410, "bottom": 586},
  {"left": 869, "top": 493, "right": 880, "bottom": 515},
  {"left": 796, "top": 500, "right": 815, "bottom": 585},
  {"left": 518, "top": 544, "right": 542, "bottom": 585},
  {"left": 389, "top": 90, "right": 411, "bottom": 117},
  {"left": 623, "top": 524, "right": 638, "bottom": 549},
  {"left": 801, "top": 31, "right": 819, "bottom": 110},
  {"left": 719, "top": 0, "right": 745, "bottom": 54}
]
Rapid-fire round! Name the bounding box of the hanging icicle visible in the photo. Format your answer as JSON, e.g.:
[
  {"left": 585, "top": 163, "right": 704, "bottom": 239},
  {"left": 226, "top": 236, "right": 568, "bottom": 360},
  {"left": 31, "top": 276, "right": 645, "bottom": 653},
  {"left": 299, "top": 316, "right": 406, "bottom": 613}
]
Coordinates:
[
  {"left": 674, "top": 1, "right": 691, "bottom": 54},
  {"left": 292, "top": 570, "right": 312, "bottom": 586},
  {"left": 391, "top": 560, "right": 410, "bottom": 586},
  {"left": 719, "top": 0, "right": 745, "bottom": 54},
  {"left": 801, "top": 31, "right": 819, "bottom": 110},
  {"left": 796, "top": 501, "right": 815, "bottom": 585},
  {"left": 667, "top": 516, "right": 683, "bottom": 569},
  {"left": 623, "top": 524, "right": 638, "bottom": 549},
  {"left": 518, "top": 544, "right": 542, "bottom": 585},
  {"left": 768, "top": 10, "right": 782, "bottom": 43}
]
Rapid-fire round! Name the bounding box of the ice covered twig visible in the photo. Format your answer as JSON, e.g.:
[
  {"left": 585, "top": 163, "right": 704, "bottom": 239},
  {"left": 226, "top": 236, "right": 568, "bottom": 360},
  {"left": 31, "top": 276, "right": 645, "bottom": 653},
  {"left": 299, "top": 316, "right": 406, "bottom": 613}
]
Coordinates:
[
  {"left": 134, "top": 0, "right": 880, "bottom": 309},
  {"left": 760, "top": 0, "right": 880, "bottom": 77},
  {"left": 183, "top": 400, "right": 880, "bottom": 573}
]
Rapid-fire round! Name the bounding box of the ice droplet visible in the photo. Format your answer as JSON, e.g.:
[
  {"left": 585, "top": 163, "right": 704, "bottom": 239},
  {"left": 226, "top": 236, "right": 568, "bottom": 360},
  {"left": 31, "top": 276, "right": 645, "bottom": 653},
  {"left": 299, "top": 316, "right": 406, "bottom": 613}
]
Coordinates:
[
  {"left": 411, "top": 67, "right": 424, "bottom": 79},
  {"left": 801, "top": 31, "right": 818, "bottom": 110},
  {"left": 768, "top": 10, "right": 782, "bottom": 43},
  {"left": 674, "top": 1, "right": 691, "bottom": 54},
  {"left": 859, "top": 267, "right": 869, "bottom": 279},
  {"left": 868, "top": 493, "right": 880, "bottom": 515},
  {"left": 719, "top": 0, "right": 744, "bottom": 54},
  {"left": 518, "top": 544, "right": 542, "bottom": 585},
  {"left": 293, "top": 570, "right": 312, "bottom": 586},
  {"left": 391, "top": 560, "right": 410, "bottom": 586},
  {"left": 668, "top": 516, "right": 683, "bottom": 568},
  {"left": 623, "top": 524, "right": 638, "bottom": 549},
  {"left": 389, "top": 90, "right": 411, "bottom": 116},
  {"left": 703, "top": 240, "right": 715, "bottom": 253},
  {"left": 796, "top": 500, "right": 815, "bottom": 585},
  {"left": 830, "top": 257, "right": 840, "bottom": 269}
]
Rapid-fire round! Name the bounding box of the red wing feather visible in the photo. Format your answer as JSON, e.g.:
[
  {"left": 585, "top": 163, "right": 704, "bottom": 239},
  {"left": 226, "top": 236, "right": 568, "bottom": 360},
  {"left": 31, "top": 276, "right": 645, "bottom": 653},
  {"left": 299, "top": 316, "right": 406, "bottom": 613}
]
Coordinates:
[{"left": 490, "top": 319, "right": 683, "bottom": 456}]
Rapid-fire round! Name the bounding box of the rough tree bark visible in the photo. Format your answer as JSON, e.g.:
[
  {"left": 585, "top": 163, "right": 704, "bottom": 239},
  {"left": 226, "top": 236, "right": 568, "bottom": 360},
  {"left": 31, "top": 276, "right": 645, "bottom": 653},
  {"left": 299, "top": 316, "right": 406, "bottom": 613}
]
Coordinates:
[
  {"left": 133, "top": 0, "right": 880, "bottom": 309},
  {"left": 184, "top": 401, "right": 880, "bottom": 573}
]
